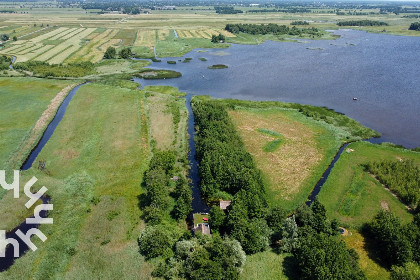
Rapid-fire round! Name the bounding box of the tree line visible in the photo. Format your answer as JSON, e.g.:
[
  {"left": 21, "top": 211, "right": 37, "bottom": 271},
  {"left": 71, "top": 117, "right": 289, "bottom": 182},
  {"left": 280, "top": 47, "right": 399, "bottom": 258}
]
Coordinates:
[
  {"left": 337, "top": 20, "right": 389, "bottom": 26},
  {"left": 225, "top": 23, "right": 322, "bottom": 36},
  {"left": 214, "top": 6, "right": 243, "bottom": 14}
]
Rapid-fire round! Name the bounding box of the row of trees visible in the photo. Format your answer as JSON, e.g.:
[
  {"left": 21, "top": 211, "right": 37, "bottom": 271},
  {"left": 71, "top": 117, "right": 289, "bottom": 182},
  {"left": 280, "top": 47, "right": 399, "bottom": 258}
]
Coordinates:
[
  {"left": 224, "top": 23, "right": 322, "bottom": 36},
  {"left": 364, "top": 211, "right": 420, "bottom": 278},
  {"left": 365, "top": 160, "right": 419, "bottom": 209},
  {"left": 142, "top": 150, "right": 192, "bottom": 224},
  {"left": 103, "top": 47, "right": 132, "bottom": 59},
  {"left": 337, "top": 20, "right": 389, "bottom": 26},
  {"left": 214, "top": 6, "right": 243, "bottom": 14}
]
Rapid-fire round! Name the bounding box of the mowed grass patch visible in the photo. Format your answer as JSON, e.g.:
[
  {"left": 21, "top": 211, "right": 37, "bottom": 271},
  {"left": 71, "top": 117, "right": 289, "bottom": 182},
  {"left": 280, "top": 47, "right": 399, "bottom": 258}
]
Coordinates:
[
  {"left": 145, "top": 86, "right": 188, "bottom": 153},
  {"left": 155, "top": 37, "right": 229, "bottom": 57},
  {"left": 0, "top": 77, "right": 74, "bottom": 171},
  {"left": 229, "top": 108, "right": 340, "bottom": 210},
  {"left": 0, "top": 83, "right": 152, "bottom": 279},
  {"left": 114, "top": 28, "right": 137, "bottom": 46},
  {"left": 343, "top": 232, "right": 390, "bottom": 280},
  {"left": 240, "top": 250, "right": 291, "bottom": 280},
  {"left": 318, "top": 141, "right": 417, "bottom": 228}
]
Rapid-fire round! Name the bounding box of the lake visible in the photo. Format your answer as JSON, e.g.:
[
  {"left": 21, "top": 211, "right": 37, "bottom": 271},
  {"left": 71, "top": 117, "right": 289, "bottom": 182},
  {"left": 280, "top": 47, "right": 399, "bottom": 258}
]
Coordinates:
[{"left": 135, "top": 29, "right": 420, "bottom": 148}]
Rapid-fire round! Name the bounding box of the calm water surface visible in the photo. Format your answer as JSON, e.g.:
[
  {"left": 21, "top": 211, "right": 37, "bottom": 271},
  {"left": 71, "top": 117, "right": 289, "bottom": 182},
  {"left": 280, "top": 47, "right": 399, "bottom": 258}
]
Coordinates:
[{"left": 136, "top": 30, "right": 420, "bottom": 148}]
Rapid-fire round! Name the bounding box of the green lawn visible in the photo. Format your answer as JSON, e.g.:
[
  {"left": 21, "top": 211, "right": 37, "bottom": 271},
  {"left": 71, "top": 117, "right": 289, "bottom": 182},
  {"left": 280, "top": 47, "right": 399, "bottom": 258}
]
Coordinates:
[
  {"left": 0, "top": 77, "right": 74, "bottom": 170},
  {"left": 240, "top": 250, "right": 293, "bottom": 280},
  {"left": 0, "top": 82, "right": 153, "bottom": 279},
  {"left": 318, "top": 141, "right": 418, "bottom": 229}
]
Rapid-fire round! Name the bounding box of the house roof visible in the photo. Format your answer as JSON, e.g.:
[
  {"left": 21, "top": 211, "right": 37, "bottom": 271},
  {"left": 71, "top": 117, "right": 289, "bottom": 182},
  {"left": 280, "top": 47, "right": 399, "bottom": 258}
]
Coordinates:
[{"left": 219, "top": 200, "right": 232, "bottom": 210}]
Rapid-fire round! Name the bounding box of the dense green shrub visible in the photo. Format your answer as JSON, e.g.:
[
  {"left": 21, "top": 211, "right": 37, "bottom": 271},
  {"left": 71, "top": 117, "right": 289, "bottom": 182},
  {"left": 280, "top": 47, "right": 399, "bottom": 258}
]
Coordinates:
[
  {"left": 337, "top": 20, "right": 388, "bottom": 26},
  {"left": 14, "top": 61, "right": 95, "bottom": 77},
  {"left": 293, "top": 233, "right": 366, "bottom": 280},
  {"left": 365, "top": 160, "right": 420, "bottom": 208},
  {"left": 103, "top": 46, "right": 116, "bottom": 59},
  {"left": 409, "top": 22, "right": 420, "bottom": 31},
  {"left": 138, "top": 225, "right": 176, "bottom": 259},
  {"left": 225, "top": 23, "right": 322, "bottom": 36}
]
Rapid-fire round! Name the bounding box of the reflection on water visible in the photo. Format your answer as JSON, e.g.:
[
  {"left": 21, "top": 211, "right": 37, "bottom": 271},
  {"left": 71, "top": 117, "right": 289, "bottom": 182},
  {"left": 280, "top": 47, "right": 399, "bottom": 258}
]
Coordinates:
[{"left": 136, "top": 30, "right": 420, "bottom": 148}]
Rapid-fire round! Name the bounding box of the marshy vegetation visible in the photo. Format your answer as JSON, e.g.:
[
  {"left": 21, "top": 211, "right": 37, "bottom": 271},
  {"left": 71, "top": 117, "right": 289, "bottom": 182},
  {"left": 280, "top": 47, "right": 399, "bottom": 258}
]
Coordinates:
[{"left": 208, "top": 64, "right": 228, "bottom": 69}]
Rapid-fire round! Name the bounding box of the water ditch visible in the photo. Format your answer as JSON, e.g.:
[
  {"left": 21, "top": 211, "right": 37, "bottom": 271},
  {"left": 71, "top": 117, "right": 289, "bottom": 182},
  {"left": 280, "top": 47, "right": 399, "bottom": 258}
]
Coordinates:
[
  {"left": 21, "top": 83, "right": 86, "bottom": 170},
  {"left": 1, "top": 83, "right": 86, "bottom": 271},
  {"left": 0, "top": 196, "right": 50, "bottom": 272},
  {"left": 185, "top": 94, "right": 209, "bottom": 213}
]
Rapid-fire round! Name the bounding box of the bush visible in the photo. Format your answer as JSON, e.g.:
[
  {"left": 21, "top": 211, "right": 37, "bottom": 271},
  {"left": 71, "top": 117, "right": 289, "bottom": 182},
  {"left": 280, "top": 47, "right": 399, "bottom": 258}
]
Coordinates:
[
  {"left": 119, "top": 47, "right": 132, "bottom": 59},
  {"left": 103, "top": 46, "right": 116, "bottom": 59},
  {"left": 139, "top": 225, "right": 175, "bottom": 259},
  {"left": 409, "top": 22, "right": 420, "bottom": 31}
]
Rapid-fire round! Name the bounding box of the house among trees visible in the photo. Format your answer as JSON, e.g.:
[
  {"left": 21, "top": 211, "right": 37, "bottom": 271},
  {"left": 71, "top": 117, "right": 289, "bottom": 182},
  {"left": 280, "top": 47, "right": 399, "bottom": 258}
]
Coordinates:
[{"left": 193, "top": 213, "right": 211, "bottom": 236}]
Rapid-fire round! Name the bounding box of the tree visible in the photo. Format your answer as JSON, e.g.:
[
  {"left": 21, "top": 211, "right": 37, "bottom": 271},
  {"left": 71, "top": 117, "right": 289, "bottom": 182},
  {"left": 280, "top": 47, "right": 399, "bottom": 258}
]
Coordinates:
[
  {"left": 293, "top": 233, "right": 366, "bottom": 280},
  {"left": 281, "top": 215, "right": 299, "bottom": 252},
  {"left": 0, "top": 34, "right": 9, "bottom": 41},
  {"left": 120, "top": 47, "right": 132, "bottom": 59},
  {"left": 211, "top": 33, "right": 226, "bottom": 43},
  {"left": 209, "top": 206, "right": 226, "bottom": 233},
  {"left": 267, "top": 205, "right": 287, "bottom": 242},
  {"left": 367, "top": 211, "right": 413, "bottom": 267},
  {"left": 408, "top": 22, "right": 420, "bottom": 31},
  {"left": 103, "top": 46, "right": 116, "bottom": 59},
  {"left": 12, "top": 36, "right": 17, "bottom": 41},
  {"left": 391, "top": 262, "right": 420, "bottom": 280},
  {"left": 138, "top": 225, "right": 175, "bottom": 259}
]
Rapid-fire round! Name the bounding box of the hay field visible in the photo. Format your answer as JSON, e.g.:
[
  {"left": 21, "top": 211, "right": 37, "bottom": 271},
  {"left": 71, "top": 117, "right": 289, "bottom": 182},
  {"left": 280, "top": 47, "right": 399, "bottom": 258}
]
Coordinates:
[
  {"left": 176, "top": 28, "right": 236, "bottom": 39},
  {"left": 229, "top": 107, "right": 340, "bottom": 210}
]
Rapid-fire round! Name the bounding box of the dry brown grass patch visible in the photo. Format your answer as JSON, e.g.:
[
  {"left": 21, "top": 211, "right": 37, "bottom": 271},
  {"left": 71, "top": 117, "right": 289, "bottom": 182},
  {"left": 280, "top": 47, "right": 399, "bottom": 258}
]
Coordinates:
[{"left": 229, "top": 109, "right": 323, "bottom": 201}]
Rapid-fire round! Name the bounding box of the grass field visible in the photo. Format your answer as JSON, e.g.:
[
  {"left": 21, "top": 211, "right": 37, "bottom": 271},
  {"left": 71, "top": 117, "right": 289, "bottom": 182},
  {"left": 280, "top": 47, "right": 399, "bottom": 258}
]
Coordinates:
[
  {"left": 318, "top": 141, "right": 418, "bottom": 228},
  {"left": 0, "top": 82, "right": 153, "bottom": 279},
  {"left": 240, "top": 250, "right": 293, "bottom": 280},
  {"left": 229, "top": 107, "right": 342, "bottom": 210},
  {"left": 0, "top": 77, "right": 75, "bottom": 171}
]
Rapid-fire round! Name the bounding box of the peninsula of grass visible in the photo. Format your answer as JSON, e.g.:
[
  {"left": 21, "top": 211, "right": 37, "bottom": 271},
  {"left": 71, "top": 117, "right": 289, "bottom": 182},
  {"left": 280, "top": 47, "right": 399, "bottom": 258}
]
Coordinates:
[
  {"left": 134, "top": 68, "right": 182, "bottom": 79},
  {"left": 208, "top": 64, "right": 228, "bottom": 69},
  {"left": 203, "top": 97, "right": 378, "bottom": 210}
]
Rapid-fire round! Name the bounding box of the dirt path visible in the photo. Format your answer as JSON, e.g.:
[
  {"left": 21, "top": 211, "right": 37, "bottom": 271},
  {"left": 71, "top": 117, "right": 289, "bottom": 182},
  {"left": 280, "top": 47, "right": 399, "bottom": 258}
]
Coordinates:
[{"left": 7, "top": 84, "right": 77, "bottom": 169}]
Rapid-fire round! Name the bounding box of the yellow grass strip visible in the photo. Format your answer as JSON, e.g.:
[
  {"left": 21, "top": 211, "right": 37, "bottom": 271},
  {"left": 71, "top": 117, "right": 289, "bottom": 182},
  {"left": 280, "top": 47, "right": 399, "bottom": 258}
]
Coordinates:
[
  {"left": 134, "top": 30, "right": 155, "bottom": 47},
  {"left": 48, "top": 44, "right": 80, "bottom": 64},
  {"left": 206, "top": 29, "right": 220, "bottom": 36},
  {"left": 35, "top": 28, "right": 96, "bottom": 63},
  {"left": 60, "top": 28, "right": 86, "bottom": 40},
  {"left": 16, "top": 45, "right": 54, "bottom": 62},
  {"left": 218, "top": 29, "right": 236, "bottom": 37},
  {"left": 49, "top": 27, "right": 77, "bottom": 40},
  {"left": 15, "top": 44, "right": 44, "bottom": 55},
  {"left": 182, "top": 30, "right": 194, "bottom": 38},
  {"left": 30, "top": 27, "right": 68, "bottom": 43},
  {"left": 66, "top": 29, "right": 114, "bottom": 63},
  {"left": 157, "top": 29, "right": 170, "bottom": 41},
  {"left": 198, "top": 30, "right": 211, "bottom": 39},
  {"left": 0, "top": 42, "right": 29, "bottom": 53},
  {"left": 175, "top": 30, "right": 187, "bottom": 38}
]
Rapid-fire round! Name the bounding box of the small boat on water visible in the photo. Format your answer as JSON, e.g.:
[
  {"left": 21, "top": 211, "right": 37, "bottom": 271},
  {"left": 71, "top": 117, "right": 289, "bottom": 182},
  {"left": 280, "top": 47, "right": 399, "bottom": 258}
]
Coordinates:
[{"left": 353, "top": 97, "right": 358, "bottom": 101}]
